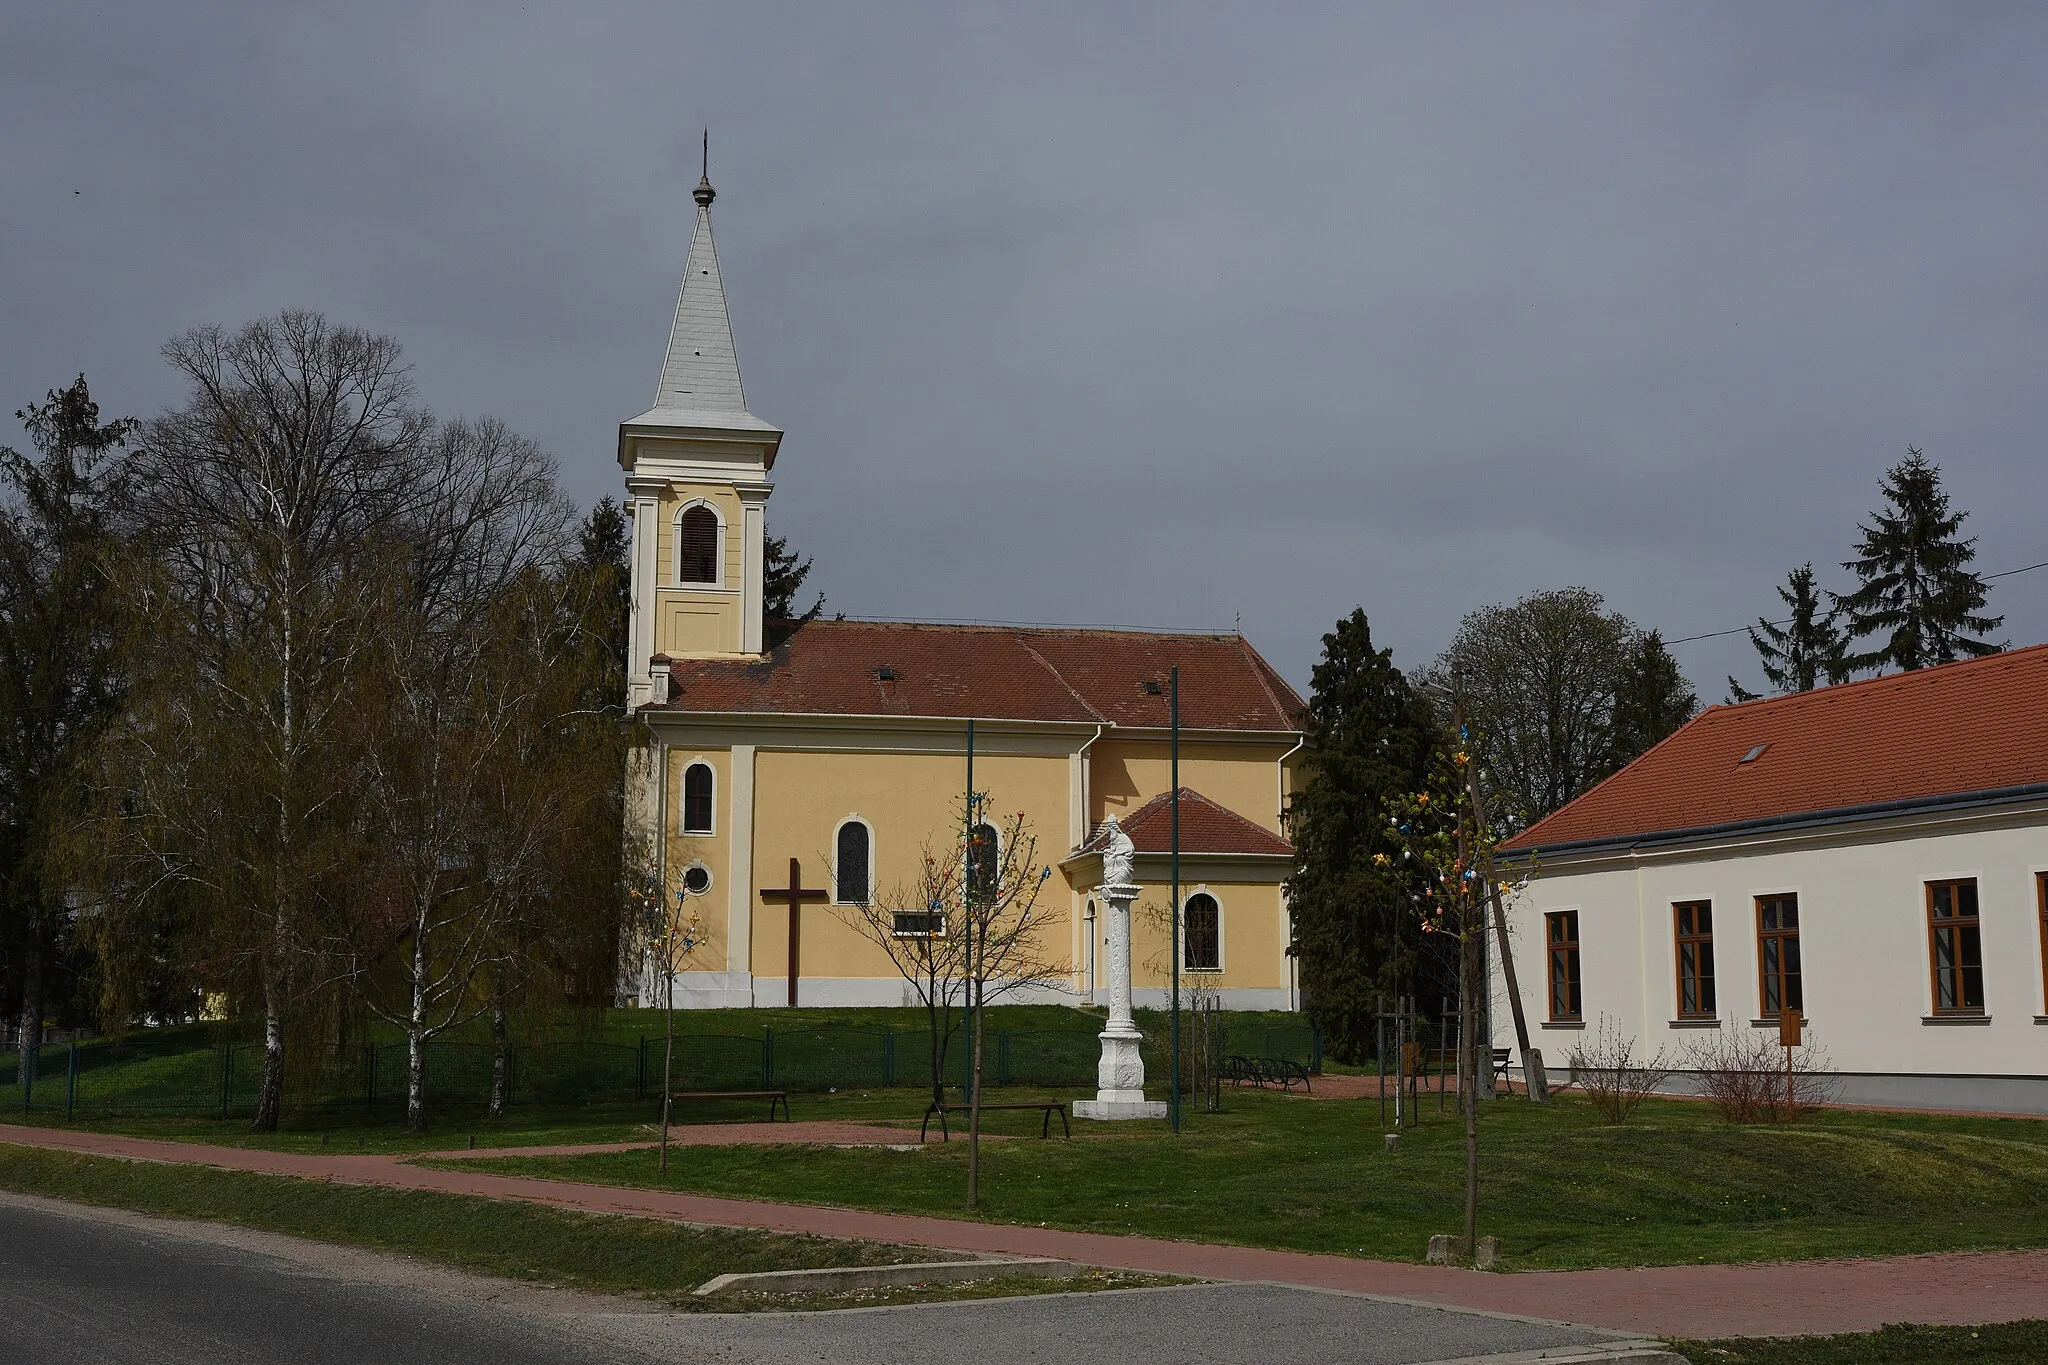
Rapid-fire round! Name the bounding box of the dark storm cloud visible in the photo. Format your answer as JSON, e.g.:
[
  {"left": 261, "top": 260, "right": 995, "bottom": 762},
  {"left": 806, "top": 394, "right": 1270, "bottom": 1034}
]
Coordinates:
[{"left": 4, "top": 2, "right": 2044, "bottom": 691}]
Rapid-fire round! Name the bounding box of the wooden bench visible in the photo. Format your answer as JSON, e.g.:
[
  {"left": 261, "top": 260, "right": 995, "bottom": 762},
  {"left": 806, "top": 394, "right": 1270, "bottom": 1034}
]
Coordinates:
[
  {"left": 921, "top": 1100, "right": 1070, "bottom": 1142},
  {"left": 667, "top": 1089, "right": 789, "bottom": 1122},
  {"left": 1225, "top": 1055, "right": 1314, "bottom": 1093},
  {"left": 1406, "top": 1048, "right": 1514, "bottom": 1094}
]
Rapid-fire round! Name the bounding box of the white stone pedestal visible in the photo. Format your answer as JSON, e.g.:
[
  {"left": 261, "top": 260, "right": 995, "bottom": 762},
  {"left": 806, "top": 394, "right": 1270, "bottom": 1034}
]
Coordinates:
[{"left": 1073, "top": 880, "right": 1166, "bottom": 1121}]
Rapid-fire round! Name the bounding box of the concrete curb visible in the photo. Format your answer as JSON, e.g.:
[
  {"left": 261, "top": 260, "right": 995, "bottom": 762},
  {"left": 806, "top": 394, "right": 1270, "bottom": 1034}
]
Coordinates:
[
  {"left": 1410, "top": 1344, "right": 1683, "bottom": 1365},
  {"left": 694, "top": 1257, "right": 1085, "bottom": 1296}
]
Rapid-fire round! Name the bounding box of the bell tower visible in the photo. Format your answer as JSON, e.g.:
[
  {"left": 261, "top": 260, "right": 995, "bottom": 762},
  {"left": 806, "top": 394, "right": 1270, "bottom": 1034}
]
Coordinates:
[{"left": 619, "top": 139, "right": 782, "bottom": 709}]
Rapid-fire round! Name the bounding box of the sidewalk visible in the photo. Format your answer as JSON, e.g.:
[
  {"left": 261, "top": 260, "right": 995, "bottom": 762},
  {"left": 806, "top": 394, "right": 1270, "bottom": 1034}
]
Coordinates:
[{"left": 3, "top": 1122, "right": 2043, "bottom": 1339}]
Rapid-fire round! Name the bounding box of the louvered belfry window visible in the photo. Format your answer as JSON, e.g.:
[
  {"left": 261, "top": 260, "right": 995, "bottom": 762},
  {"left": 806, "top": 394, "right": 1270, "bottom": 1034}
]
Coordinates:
[{"left": 678, "top": 505, "right": 718, "bottom": 583}]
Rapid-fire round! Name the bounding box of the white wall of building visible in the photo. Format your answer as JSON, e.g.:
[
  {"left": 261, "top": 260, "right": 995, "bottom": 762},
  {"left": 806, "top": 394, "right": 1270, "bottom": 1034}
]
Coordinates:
[{"left": 1494, "top": 799, "right": 2048, "bottom": 1113}]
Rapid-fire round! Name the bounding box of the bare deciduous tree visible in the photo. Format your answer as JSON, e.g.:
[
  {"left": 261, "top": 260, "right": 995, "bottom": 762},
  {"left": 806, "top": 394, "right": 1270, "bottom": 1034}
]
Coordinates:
[
  {"left": 839, "top": 841, "right": 970, "bottom": 1111},
  {"left": 1565, "top": 1014, "right": 1672, "bottom": 1124}
]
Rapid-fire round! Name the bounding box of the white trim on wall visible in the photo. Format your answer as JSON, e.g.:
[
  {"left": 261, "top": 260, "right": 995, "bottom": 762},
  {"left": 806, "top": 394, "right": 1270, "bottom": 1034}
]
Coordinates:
[
  {"left": 1181, "top": 886, "right": 1224, "bottom": 974},
  {"left": 834, "top": 815, "right": 875, "bottom": 905},
  {"left": 680, "top": 758, "right": 716, "bottom": 835},
  {"left": 671, "top": 497, "right": 727, "bottom": 588}
]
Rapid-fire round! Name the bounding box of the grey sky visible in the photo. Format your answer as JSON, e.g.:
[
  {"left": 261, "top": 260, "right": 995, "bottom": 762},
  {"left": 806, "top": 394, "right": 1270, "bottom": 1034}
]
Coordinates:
[{"left": 5, "top": 3, "right": 2044, "bottom": 693}]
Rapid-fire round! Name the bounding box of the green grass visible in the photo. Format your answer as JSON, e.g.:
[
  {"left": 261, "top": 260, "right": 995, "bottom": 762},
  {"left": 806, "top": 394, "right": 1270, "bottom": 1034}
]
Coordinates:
[
  {"left": 1670, "top": 1321, "right": 2048, "bottom": 1363},
  {"left": 434, "top": 1088, "right": 2048, "bottom": 1270},
  {"left": 0, "top": 1145, "right": 929, "bottom": 1299},
  {"left": 0, "top": 1144, "right": 1177, "bottom": 1311}
]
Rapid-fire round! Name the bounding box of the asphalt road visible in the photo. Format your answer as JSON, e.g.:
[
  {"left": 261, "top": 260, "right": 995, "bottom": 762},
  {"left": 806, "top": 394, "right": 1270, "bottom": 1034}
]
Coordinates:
[{"left": 0, "top": 1192, "right": 1631, "bottom": 1365}]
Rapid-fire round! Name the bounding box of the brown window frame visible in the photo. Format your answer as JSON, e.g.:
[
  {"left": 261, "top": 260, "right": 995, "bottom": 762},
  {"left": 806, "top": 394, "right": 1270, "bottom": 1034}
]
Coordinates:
[
  {"left": 1673, "top": 901, "right": 1716, "bottom": 1019},
  {"left": 1755, "top": 894, "right": 1802, "bottom": 1019},
  {"left": 1926, "top": 878, "right": 1986, "bottom": 1015},
  {"left": 1545, "top": 910, "right": 1582, "bottom": 1022},
  {"left": 2040, "top": 873, "right": 2048, "bottom": 1013}
]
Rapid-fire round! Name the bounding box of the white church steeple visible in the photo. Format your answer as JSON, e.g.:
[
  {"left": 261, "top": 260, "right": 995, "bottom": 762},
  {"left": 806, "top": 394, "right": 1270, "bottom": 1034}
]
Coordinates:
[{"left": 620, "top": 136, "right": 782, "bottom": 707}]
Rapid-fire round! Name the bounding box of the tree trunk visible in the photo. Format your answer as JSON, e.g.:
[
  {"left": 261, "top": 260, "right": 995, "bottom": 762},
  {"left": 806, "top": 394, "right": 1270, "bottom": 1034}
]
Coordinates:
[
  {"left": 407, "top": 928, "right": 429, "bottom": 1133},
  {"left": 488, "top": 993, "right": 510, "bottom": 1120},
  {"left": 1462, "top": 917, "right": 1480, "bottom": 1256},
  {"left": 252, "top": 990, "right": 285, "bottom": 1133},
  {"left": 17, "top": 934, "right": 41, "bottom": 1098}
]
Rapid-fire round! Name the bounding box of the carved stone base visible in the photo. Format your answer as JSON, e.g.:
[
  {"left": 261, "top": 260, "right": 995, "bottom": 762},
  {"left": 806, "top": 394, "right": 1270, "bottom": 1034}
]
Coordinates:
[
  {"left": 1096, "top": 1029, "right": 1146, "bottom": 1094},
  {"left": 1074, "top": 1098, "right": 1167, "bottom": 1121}
]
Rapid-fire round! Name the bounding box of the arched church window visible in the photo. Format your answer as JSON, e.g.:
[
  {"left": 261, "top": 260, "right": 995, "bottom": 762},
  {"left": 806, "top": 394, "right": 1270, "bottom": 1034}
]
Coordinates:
[
  {"left": 1183, "top": 892, "right": 1221, "bottom": 972},
  {"left": 681, "top": 762, "right": 714, "bottom": 834},
  {"left": 836, "top": 820, "right": 871, "bottom": 904},
  {"left": 966, "top": 822, "right": 999, "bottom": 907},
  {"left": 677, "top": 504, "right": 719, "bottom": 584}
]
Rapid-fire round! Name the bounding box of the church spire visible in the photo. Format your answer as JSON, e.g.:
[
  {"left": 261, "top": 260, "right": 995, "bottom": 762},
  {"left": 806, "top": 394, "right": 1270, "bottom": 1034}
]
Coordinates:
[{"left": 654, "top": 131, "right": 748, "bottom": 415}]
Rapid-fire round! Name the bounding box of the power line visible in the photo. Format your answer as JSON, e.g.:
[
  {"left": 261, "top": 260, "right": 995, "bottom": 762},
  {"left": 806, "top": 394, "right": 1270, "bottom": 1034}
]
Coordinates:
[{"left": 1666, "top": 556, "right": 2047, "bottom": 648}]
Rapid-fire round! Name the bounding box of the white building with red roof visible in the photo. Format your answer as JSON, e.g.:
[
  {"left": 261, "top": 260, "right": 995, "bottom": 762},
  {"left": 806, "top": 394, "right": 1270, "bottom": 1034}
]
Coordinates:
[
  {"left": 619, "top": 166, "right": 1305, "bottom": 1010},
  {"left": 1495, "top": 645, "right": 2048, "bottom": 1113}
]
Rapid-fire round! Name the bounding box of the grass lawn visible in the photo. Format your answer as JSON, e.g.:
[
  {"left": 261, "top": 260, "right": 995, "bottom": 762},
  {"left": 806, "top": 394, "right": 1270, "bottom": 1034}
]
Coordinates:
[
  {"left": 1670, "top": 1321, "right": 2048, "bottom": 1363},
  {"left": 429, "top": 1088, "right": 2048, "bottom": 1270},
  {"left": 0, "top": 1144, "right": 1173, "bottom": 1310}
]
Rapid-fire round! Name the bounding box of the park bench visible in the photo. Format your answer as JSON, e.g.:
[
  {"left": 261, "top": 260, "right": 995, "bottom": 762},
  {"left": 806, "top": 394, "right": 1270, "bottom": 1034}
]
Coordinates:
[
  {"left": 920, "top": 1099, "right": 1070, "bottom": 1142},
  {"left": 1408, "top": 1047, "right": 1515, "bottom": 1095},
  {"left": 666, "top": 1089, "right": 790, "bottom": 1122},
  {"left": 1224, "top": 1054, "right": 1314, "bottom": 1093}
]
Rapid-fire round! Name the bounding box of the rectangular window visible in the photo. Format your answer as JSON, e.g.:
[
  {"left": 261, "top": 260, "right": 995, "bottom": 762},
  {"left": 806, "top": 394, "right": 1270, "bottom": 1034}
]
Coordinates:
[
  {"left": 1927, "top": 879, "right": 1985, "bottom": 1014},
  {"left": 2040, "top": 873, "right": 2048, "bottom": 1012},
  {"left": 1674, "top": 901, "right": 1716, "bottom": 1018},
  {"left": 1756, "top": 894, "right": 1802, "bottom": 1018},
  {"left": 1546, "top": 911, "right": 1582, "bottom": 1021},
  {"left": 891, "top": 911, "right": 944, "bottom": 938}
]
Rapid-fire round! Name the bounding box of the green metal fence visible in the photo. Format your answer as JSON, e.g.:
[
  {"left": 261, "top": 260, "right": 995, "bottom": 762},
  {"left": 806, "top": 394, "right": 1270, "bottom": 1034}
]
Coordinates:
[{"left": 3, "top": 1019, "right": 1319, "bottom": 1119}]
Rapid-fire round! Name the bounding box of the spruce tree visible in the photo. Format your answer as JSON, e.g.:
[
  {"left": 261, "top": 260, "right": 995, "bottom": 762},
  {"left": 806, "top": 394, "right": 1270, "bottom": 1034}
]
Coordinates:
[
  {"left": 1745, "top": 563, "right": 1849, "bottom": 694},
  {"left": 764, "top": 525, "right": 824, "bottom": 621},
  {"left": 1609, "top": 631, "right": 1698, "bottom": 766},
  {"left": 0, "top": 376, "right": 134, "bottom": 1084},
  {"left": 1837, "top": 449, "right": 2002, "bottom": 672},
  {"left": 1282, "top": 609, "right": 1438, "bottom": 1061}
]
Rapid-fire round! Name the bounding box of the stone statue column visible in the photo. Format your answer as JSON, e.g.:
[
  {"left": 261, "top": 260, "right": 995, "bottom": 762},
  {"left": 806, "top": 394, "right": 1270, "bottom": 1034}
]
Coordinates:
[{"left": 1074, "top": 818, "right": 1167, "bottom": 1121}]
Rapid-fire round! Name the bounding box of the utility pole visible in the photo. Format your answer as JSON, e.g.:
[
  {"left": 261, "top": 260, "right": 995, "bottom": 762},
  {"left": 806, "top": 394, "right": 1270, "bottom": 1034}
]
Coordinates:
[
  {"left": 1462, "top": 723, "right": 1547, "bottom": 1103},
  {"left": 1169, "top": 667, "right": 1182, "bottom": 1135}
]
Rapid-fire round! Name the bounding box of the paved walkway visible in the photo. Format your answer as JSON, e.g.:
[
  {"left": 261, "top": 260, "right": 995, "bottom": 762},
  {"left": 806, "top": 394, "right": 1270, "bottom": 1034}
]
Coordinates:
[{"left": 4, "top": 1122, "right": 2045, "bottom": 1338}]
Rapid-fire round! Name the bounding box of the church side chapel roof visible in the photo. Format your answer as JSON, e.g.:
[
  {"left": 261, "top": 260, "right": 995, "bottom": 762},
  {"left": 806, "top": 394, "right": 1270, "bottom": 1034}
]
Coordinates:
[
  {"left": 1073, "top": 788, "right": 1295, "bottom": 860},
  {"left": 654, "top": 618, "right": 1305, "bottom": 732},
  {"left": 1503, "top": 641, "right": 2048, "bottom": 853}
]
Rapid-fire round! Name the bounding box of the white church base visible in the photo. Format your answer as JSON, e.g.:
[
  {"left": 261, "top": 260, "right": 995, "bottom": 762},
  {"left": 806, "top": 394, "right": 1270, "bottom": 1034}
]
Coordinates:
[{"left": 1073, "top": 1097, "right": 1167, "bottom": 1120}]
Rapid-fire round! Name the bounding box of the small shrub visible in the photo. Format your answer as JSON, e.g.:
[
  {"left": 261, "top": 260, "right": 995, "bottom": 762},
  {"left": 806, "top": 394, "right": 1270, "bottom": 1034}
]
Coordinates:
[
  {"left": 1681, "top": 1026, "right": 1837, "bottom": 1123},
  {"left": 1567, "top": 1015, "right": 1671, "bottom": 1124}
]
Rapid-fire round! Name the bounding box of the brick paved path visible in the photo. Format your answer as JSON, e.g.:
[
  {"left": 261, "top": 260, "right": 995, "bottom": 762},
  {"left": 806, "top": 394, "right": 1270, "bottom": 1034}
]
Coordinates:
[{"left": 4, "top": 1122, "right": 2043, "bottom": 1338}]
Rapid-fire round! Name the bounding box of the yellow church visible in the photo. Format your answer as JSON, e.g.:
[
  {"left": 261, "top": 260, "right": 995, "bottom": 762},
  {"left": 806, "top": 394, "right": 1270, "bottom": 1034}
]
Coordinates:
[{"left": 621, "top": 165, "right": 1305, "bottom": 1012}]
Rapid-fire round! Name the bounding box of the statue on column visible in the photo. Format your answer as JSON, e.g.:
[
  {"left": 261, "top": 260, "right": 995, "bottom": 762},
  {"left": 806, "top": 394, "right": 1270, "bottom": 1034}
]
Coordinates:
[{"left": 1074, "top": 813, "right": 1166, "bottom": 1120}]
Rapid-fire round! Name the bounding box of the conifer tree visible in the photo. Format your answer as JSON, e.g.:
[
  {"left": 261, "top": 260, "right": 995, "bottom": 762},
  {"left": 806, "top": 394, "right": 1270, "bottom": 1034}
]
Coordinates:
[
  {"left": 0, "top": 377, "right": 134, "bottom": 1087},
  {"left": 763, "top": 524, "right": 823, "bottom": 621},
  {"left": 1609, "top": 630, "right": 1698, "bottom": 765},
  {"left": 1744, "top": 563, "right": 1849, "bottom": 694},
  {"left": 1837, "top": 449, "right": 2002, "bottom": 673},
  {"left": 1283, "top": 609, "right": 1438, "bottom": 1061}
]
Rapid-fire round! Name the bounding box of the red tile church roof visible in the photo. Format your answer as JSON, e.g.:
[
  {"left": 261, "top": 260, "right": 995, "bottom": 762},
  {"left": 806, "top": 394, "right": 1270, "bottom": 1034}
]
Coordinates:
[
  {"left": 1074, "top": 788, "right": 1294, "bottom": 859},
  {"left": 1502, "top": 642, "right": 2048, "bottom": 852},
  {"left": 655, "top": 619, "right": 1304, "bottom": 732}
]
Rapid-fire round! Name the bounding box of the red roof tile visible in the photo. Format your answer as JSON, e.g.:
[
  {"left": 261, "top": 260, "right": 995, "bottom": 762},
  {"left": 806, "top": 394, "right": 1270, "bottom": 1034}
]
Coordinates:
[
  {"left": 1503, "top": 642, "right": 2048, "bottom": 851},
  {"left": 1076, "top": 788, "right": 1294, "bottom": 859},
  {"left": 656, "top": 619, "right": 1304, "bottom": 732}
]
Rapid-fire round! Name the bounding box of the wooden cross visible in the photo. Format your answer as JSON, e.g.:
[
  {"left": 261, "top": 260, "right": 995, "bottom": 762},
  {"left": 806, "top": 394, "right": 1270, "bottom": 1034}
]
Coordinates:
[{"left": 759, "top": 857, "right": 829, "bottom": 1007}]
